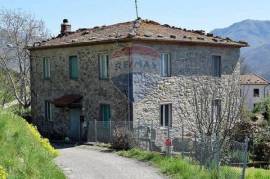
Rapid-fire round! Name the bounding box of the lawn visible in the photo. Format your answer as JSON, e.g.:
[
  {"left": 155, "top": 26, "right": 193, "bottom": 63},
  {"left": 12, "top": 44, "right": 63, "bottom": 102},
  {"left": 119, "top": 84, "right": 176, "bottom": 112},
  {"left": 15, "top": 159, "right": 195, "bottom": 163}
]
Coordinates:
[
  {"left": 118, "top": 148, "right": 270, "bottom": 179},
  {"left": 0, "top": 110, "right": 65, "bottom": 179}
]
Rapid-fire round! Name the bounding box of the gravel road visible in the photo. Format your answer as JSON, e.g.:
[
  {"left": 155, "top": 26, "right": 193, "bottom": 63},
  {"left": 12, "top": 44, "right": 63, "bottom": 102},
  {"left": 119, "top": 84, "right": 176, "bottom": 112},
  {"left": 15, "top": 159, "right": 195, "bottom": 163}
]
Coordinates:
[{"left": 55, "top": 145, "right": 166, "bottom": 179}]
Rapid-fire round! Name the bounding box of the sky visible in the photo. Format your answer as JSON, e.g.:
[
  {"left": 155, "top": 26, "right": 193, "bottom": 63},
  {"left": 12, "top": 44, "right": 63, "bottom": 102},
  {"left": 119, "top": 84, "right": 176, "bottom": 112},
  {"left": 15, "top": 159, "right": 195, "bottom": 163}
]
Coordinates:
[{"left": 0, "top": 0, "right": 269, "bottom": 35}]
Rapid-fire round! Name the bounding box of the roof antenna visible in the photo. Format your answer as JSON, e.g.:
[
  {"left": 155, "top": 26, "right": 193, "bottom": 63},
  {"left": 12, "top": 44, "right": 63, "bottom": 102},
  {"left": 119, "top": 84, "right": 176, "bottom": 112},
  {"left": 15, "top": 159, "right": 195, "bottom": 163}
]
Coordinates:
[{"left": 135, "top": 0, "right": 139, "bottom": 19}]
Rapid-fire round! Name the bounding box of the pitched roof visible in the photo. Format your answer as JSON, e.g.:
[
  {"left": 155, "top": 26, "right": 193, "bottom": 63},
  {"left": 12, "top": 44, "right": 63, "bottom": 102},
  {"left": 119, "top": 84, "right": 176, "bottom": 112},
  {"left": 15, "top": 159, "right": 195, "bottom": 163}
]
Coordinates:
[
  {"left": 30, "top": 19, "right": 248, "bottom": 50},
  {"left": 240, "top": 74, "right": 270, "bottom": 85}
]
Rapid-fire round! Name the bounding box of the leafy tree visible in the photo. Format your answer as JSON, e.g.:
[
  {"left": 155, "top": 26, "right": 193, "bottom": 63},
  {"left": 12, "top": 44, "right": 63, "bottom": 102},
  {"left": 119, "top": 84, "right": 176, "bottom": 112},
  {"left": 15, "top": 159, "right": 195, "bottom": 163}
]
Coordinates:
[{"left": 0, "top": 9, "right": 48, "bottom": 109}]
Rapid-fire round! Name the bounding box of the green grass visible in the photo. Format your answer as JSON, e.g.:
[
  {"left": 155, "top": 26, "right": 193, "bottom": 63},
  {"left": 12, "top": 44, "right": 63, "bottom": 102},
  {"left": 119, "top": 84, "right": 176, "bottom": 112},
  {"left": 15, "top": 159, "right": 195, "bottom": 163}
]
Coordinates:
[
  {"left": 0, "top": 110, "right": 65, "bottom": 179},
  {"left": 118, "top": 148, "right": 270, "bottom": 179}
]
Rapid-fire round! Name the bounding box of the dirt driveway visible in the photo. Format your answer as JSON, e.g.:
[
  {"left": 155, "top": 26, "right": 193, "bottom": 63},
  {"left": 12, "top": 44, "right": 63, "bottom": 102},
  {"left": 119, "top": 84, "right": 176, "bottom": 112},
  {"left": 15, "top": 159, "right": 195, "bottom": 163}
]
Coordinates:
[{"left": 55, "top": 145, "right": 166, "bottom": 179}]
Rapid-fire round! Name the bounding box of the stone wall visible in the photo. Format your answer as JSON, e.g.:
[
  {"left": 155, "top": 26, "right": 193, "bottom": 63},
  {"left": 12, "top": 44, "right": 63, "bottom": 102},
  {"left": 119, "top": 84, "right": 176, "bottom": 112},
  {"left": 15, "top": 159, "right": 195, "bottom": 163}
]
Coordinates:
[
  {"left": 131, "top": 43, "right": 240, "bottom": 149},
  {"left": 30, "top": 41, "right": 241, "bottom": 145},
  {"left": 30, "top": 42, "right": 132, "bottom": 139}
]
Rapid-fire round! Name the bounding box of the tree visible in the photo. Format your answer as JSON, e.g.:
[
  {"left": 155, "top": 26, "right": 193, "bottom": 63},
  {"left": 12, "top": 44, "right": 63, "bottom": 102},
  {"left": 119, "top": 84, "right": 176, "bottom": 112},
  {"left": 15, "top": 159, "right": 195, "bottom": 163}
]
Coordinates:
[
  {"left": 0, "top": 9, "right": 48, "bottom": 109},
  {"left": 179, "top": 73, "right": 244, "bottom": 167}
]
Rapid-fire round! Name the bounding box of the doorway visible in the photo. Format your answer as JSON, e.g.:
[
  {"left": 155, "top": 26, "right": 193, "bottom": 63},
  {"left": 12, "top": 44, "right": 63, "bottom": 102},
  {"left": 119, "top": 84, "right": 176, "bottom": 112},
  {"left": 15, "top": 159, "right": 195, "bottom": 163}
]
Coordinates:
[{"left": 68, "top": 108, "right": 81, "bottom": 141}]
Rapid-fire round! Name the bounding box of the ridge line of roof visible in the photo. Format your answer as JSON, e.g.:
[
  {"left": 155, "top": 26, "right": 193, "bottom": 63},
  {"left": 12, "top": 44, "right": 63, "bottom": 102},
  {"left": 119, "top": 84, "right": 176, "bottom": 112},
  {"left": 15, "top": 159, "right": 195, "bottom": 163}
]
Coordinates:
[
  {"left": 30, "top": 18, "right": 248, "bottom": 49},
  {"left": 253, "top": 73, "right": 270, "bottom": 84}
]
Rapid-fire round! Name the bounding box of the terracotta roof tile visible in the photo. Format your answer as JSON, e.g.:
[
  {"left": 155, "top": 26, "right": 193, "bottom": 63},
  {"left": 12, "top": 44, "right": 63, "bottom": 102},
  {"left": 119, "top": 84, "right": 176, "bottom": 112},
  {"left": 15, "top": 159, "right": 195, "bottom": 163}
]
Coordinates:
[
  {"left": 240, "top": 74, "right": 270, "bottom": 85},
  {"left": 30, "top": 19, "right": 248, "bottom": 49}
]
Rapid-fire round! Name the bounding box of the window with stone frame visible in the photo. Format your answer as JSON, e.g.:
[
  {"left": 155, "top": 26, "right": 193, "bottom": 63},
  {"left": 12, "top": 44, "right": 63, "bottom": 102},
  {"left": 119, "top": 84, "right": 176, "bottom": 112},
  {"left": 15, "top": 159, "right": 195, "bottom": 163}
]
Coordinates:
[
  {"left": 99, "top": 54, "right": 109, "bottom": 80},
  {"left": 45, "top": 100, "right": 52, "bottom": 121},
  {"left": 43, "top": 57, "right": 51, "bottom": 79},
  {"left": 212, "top": 55, "right": 221, "bottom": 77},
  {"left": 160, "top": 103, "right": 172, "bottom": 127},
  {"left": 160, "top": 53, "right": 171, "bottom": 77},
  {"left": 253, "top": 88, "right": 260, "bottom": 97}
]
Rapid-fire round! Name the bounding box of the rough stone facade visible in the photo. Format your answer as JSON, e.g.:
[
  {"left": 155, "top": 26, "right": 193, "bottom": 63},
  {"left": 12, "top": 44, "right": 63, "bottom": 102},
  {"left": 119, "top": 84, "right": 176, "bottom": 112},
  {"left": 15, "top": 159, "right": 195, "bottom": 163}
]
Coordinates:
[
  {"left": 131, "top": 43, "right": 240, "bottom": 148},
  {"left": 30, "top": 43, "right": 131, "bottom": 139},
  {"left": 30, "top": 41, "right": 240, "bottom": 146}
]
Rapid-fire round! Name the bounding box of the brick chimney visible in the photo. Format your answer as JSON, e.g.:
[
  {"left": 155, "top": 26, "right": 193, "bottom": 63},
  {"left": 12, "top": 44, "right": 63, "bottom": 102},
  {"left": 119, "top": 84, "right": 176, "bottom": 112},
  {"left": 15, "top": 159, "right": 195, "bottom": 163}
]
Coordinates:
[{"left": 60, "top": 19, "right": 71, "bottom": 35}]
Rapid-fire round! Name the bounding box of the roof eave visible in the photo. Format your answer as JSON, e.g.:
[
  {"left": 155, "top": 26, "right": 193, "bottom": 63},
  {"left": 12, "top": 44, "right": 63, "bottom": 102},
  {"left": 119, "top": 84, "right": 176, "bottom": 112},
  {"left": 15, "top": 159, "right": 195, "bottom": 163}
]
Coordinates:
[
  {"left": 28, "top": 37, "right": 247, "bottom": 51},
  {"left": 241, "top": 83, "right": 270, "bottom": 85},
  {"left": 131, "top": 38, "right": 247, "bottom": 48},
  {"left": 28, "top": 38, "right": 132, "bottom": 51}
]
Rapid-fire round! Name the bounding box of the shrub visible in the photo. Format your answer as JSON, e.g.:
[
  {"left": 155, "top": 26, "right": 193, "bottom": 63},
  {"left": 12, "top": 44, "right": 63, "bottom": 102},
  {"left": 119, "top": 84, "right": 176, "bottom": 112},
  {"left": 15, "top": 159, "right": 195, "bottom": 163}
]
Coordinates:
[
  {"left": 253, "top": 97, "right": 270, "bottom": 122},
  {"left": 0, "top": 166, "right": 7, "bottom": 179},
  {"left": 26, "top": 123, "right": 59, "bottom": 157},
  {"left": 0, "top": 110, "right": 65, "bottom": 178},
  {"left": 252, "top": 127, "right": 270, "bottom": 163},
  {"left": 230, "top": 120, "right": 254, "bottom": 142},
  {"left": 111, "top": 127, "right": 135, "bottom": 150}
]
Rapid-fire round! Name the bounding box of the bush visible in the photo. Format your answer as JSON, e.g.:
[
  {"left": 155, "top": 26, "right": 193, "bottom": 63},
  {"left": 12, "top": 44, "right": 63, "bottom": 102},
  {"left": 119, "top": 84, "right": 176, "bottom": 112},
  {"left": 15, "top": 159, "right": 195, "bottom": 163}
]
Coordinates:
[
  {"left": 0, "top": 110, "right": 65, "bottom": 178},
  {"left": 231, "top": 120, "right": 254, "bottom": 142},
  {"left": 252, "top": 127, "right": 270, "bottom": 163},
  {"left": 0, "top": 166, "right": 7, "bottom": 179},
  {"left": 26, "top": 123, "right": 59, "bottom": 157},
  {"left": 111, "top": 127, "right": 135, "bottom": 150},
  {"left": 253, "top": 97, "right": 270, "bottom": 122}
]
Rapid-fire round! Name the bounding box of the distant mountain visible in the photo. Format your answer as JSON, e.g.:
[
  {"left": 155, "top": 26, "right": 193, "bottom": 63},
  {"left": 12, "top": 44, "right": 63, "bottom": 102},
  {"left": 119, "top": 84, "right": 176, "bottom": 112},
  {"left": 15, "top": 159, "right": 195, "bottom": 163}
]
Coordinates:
[{"left": 211, "top": 19, "right": 270, "bottom": 80}]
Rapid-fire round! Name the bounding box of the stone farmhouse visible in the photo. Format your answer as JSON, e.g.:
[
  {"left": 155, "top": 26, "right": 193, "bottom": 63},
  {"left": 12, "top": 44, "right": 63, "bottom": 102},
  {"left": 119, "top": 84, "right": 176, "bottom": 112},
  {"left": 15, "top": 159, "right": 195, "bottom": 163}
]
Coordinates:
[
  {"left": 29, "top": 19, "right": 247, "bottom": 144},
  {"left": 241, "top": 74, "right": 270, "bottom": 111}
]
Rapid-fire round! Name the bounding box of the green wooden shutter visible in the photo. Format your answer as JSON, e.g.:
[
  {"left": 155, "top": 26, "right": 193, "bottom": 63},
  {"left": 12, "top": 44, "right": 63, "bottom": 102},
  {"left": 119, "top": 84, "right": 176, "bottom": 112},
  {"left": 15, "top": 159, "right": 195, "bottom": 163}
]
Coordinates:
[
  {"left": 69, "top": 57, "right": 72, "bottom": 78},
  {"left": 105, "top": 55, "right": 109, "bottom": 79},
  {"left": 101, "top": 104, "right": 110, "bottom": 128},
  {"left": 45, "top": 101, "right": 48, "bottom": 119},
  {"left": 45, "top": 101, "right": 51, "bottom": 120},
  {"left": 101, "top": 56, "right": 105, "bottom": 79},
  {"left": 69, "top": 56, "right": 78, "bottom": 80},
  {"left": 43, "top": 58, "right": 46, "bottom": 79},
  {"left": 160, "top": 105, "right": 164, "bottom": 126},
  {"left": 212, "top": 56, "right": 221, "bottom": 77},
  {"left": 43, "top": 58, "right": 50, "bottom": 79},
  {"left": 99, "top": 54, "right": 109, "bottom": 80},
  {"left": 160, "top": 53, "right": 171, "bottom": 77}
]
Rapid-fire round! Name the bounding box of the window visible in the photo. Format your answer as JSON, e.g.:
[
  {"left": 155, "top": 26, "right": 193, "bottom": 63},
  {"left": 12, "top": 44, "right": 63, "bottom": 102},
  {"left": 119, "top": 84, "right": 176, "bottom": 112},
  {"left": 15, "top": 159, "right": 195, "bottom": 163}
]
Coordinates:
[
  {"left": 160, "top": 53, "right": 171, "bottom": 77},
  {"left": 69, "top": 56, "right": 79, "bottom": 80},
  {"left": 212, "top": 56, "right": 221, "bottom": 77},
  {"left": 160, "top": 104, "right": 172, "bottom": 127},
  {"left": 43, "top": 57, "right": 50, "bottom": 79},
  {"left": 99, "top": 54, "right": 109, "bottom": 80},
  {"left": 212, "top": 99, "right": 221, "bottom": 123},
  {"left": 100, "top": 104, "right": 111, "bottom": 127},
  {"left": 254, "top": 89, "right": 260, "bottom": 97},
  {"left": 45, "top": 101, "right": 52, "bottom": 121}
]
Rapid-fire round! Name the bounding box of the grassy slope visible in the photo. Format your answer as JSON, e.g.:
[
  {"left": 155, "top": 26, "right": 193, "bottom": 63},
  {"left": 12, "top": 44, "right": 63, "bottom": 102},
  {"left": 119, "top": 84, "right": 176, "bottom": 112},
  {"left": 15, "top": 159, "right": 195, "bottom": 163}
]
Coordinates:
[
  {"left": 0, "top": 110, "right": 65, "bottom": 179},
  {"left": 118, "top": 148, "right": 270, "bottom": 179}
]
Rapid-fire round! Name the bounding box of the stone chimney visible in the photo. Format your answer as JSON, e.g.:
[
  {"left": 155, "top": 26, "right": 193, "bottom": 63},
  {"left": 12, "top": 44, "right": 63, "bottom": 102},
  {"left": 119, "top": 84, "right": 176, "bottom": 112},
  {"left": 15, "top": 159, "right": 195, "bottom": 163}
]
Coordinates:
[{"left": 60, "top": 19, "right": 71, "bottom": 35}]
